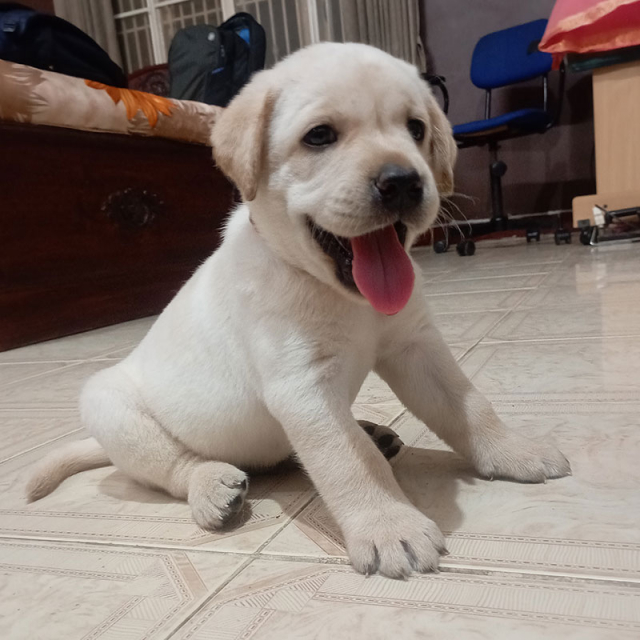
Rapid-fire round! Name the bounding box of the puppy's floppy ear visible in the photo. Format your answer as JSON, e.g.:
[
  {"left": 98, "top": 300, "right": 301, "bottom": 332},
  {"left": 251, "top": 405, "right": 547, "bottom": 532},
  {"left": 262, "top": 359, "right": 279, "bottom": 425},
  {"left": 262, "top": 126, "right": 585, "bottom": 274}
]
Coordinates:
[
  {"left": 426, "top": 96, "right": 457, "bottom": 197},
  {"left": 210, "top": 72, "right": 276, "bottom": 202}
]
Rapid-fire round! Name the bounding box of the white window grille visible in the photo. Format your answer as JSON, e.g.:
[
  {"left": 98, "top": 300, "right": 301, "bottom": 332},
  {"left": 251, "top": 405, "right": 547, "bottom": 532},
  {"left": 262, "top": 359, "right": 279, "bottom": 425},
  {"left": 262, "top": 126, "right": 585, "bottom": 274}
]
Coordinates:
[
  {"left": 112, "top": 0, "right": 418, "bottom": 76},
  {"left": 112, "top": 0, "right": 331, "bottom": 73}
]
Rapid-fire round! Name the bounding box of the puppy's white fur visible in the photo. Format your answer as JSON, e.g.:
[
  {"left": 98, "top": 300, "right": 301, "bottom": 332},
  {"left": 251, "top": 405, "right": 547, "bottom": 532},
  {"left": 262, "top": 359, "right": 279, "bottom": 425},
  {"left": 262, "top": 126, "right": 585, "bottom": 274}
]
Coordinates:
[{"left": 27, "top": 43, "right": 570, "bottom": 578}]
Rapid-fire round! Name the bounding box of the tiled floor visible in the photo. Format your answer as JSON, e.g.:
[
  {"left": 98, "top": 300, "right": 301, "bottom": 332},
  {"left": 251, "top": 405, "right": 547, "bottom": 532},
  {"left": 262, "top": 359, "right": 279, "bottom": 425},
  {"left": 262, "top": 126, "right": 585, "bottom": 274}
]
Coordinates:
[{"left": 1, "top": 238, "right": 639, "bottom": 639}]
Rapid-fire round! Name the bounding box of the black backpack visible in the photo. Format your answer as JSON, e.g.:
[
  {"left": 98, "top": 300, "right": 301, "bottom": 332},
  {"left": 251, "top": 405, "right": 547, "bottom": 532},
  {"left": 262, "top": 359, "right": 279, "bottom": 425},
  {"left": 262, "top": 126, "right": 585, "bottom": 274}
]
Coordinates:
[
  {"left": 168, "top": 12, "right": 266, "bottom": 107},
  {"left": 0, "top": 3, "right": 127, "bottom": 87}
]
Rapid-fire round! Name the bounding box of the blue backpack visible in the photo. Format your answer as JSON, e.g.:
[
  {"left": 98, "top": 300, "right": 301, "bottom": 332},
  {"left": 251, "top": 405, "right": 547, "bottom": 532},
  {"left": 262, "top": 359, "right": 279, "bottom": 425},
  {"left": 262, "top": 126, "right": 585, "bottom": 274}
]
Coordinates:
[{"left": 168, "top": 12, "right": 266, "bottom": 107}]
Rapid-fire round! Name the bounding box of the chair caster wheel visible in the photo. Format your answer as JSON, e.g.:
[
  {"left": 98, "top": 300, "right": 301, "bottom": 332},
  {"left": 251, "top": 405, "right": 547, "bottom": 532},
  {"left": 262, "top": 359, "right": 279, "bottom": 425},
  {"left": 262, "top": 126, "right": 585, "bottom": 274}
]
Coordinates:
[
  {"left": 433, "top": 239, "right": 449, "bottom": 254},
  {"left": 526, "top": 227, "right": 540, "bottom": 243},
  {"left": 456, "top": 239, "right": 476, "bottom": 256},
  {"left": 554, "top": 228, "right": 572, "bottom": 245},
  {"left": 580, "top": 227, "right": 594, "bottom": 245}
]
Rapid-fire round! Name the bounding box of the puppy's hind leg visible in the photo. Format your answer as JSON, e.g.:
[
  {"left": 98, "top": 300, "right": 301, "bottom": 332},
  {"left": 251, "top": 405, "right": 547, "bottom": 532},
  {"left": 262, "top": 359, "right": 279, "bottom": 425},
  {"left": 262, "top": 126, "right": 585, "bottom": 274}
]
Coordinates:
[
  {"left": 82, "top": 369, "right": 248, "bottom": 529},
  {"left": 358, "top": 420, "right": 403, "bottom": 460}
]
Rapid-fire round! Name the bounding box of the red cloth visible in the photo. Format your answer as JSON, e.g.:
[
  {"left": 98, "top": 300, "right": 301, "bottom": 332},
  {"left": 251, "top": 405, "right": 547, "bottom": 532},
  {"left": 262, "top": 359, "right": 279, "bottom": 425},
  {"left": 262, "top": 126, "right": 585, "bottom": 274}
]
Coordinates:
[{"left": 540, "top": 0, "right": 640, "bottom": 66}]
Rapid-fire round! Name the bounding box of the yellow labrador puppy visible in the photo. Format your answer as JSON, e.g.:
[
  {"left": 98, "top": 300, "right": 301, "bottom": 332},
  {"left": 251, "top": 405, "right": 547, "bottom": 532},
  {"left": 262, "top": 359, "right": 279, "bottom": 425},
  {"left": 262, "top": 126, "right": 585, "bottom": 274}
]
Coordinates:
[{"left": 27, "top": 43, "right": 570, "bottom": 578}]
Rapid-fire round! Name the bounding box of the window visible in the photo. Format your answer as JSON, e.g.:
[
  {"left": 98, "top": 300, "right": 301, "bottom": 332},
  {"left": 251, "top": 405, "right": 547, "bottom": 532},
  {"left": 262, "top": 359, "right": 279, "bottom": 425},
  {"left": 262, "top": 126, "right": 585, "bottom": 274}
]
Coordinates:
[{"left": 112, "top": 0, "right": 344, "bottom": 73}]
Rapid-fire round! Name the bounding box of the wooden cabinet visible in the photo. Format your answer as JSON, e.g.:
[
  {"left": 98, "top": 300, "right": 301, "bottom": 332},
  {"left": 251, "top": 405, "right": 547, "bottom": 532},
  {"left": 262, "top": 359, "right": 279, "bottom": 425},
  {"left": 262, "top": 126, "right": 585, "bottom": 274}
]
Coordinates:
[{"left": 0, "top": 122, "right": 235, "bottom": 351}]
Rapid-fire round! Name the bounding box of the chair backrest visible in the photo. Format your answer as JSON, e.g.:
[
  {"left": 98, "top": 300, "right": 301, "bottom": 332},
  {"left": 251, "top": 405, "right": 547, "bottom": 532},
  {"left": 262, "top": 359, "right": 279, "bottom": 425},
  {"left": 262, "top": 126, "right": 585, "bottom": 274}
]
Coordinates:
[{"left": 471, "top": 19, "right": 552, "bottom": 90}]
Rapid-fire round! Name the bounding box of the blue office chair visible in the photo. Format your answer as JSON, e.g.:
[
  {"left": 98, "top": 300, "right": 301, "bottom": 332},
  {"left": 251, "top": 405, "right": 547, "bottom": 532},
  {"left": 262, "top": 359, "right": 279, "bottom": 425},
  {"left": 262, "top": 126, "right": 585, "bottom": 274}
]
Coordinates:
[{"left": 449, "top": 19, "right": 566, "bottom": 252}]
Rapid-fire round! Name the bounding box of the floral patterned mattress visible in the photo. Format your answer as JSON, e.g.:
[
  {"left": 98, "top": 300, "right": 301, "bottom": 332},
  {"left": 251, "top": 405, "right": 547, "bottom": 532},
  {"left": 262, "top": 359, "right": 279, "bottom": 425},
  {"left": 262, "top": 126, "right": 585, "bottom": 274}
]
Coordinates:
[{"left": 0, "top": 59, "right": 222, "bottom": 145}]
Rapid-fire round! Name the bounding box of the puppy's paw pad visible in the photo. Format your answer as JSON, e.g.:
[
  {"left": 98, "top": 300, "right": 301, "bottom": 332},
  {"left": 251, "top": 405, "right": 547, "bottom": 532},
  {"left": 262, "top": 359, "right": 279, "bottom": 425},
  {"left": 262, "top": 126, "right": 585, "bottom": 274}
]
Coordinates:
[
  {"left": 188, "top": 464, "right": 249, "bottom": 530},
  {"left": 358, "top": 420, "right": 403, "bottom": 460}
]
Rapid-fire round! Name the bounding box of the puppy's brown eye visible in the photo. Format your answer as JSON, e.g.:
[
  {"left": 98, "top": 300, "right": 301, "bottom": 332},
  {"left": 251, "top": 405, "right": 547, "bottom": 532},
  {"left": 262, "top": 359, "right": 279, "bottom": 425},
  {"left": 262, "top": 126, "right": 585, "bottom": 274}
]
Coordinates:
[
  {"left": 407, "top": 119, "right": 425, "bottom": 142},
  {"left": 303, "top": 125, "right": 337, "bottom": 147}
]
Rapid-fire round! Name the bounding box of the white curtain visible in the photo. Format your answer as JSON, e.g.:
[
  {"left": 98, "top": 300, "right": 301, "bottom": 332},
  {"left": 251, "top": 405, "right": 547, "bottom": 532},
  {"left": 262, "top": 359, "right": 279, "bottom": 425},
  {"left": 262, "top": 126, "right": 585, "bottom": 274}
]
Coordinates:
[
  {"left": 53, "top": 0, "right": 123, "bottom": 67},
  {"left": 338, "top": 0, "right": 425, "bottom": 70}
]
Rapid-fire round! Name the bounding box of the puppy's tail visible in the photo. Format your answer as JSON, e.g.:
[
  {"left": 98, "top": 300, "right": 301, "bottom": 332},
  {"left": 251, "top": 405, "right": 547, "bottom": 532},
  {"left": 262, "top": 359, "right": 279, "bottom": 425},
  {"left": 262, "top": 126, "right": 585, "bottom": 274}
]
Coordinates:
[{"left": 26, "top": 437, "right": 111, "bottom": 502}]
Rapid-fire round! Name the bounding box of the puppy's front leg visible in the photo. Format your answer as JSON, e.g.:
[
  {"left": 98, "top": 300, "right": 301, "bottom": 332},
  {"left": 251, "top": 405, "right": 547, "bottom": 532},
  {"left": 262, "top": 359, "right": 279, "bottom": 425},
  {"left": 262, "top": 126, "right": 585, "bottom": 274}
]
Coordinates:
[
  {"left": 377, "top": 320, "right": 570, "bottom": 483},
  {"left": 263, "top": 381, "right": 446, "bottom": 578}
]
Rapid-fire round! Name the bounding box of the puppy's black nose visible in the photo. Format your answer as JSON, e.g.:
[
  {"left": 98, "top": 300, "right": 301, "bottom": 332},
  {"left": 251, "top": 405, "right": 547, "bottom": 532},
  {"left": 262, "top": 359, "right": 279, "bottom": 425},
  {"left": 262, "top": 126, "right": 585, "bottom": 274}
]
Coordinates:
[{"left": 374, "top": 164, "right": 423, "bottom": 210}]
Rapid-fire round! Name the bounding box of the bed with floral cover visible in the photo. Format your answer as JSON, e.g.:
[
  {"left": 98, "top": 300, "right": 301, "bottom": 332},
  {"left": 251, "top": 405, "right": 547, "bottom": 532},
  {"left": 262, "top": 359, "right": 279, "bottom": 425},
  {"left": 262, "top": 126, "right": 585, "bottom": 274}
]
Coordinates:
[{"left": 0, "top": 60, "right": 235, "bottom": 351}]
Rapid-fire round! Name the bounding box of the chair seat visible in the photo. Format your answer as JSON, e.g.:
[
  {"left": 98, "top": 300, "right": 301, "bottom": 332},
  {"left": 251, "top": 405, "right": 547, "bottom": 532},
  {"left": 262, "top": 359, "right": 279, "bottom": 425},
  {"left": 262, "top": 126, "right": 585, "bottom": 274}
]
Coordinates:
[{"left": 453, "top": 108, "right": 551, "bottom": 139}]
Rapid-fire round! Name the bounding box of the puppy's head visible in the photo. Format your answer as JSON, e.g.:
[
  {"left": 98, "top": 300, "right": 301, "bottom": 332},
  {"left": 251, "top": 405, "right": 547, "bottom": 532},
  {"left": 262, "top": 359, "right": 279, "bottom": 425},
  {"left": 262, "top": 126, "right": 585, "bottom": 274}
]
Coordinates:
[{"left": 212, "top": 43, "right": 456, "bottom": 315}]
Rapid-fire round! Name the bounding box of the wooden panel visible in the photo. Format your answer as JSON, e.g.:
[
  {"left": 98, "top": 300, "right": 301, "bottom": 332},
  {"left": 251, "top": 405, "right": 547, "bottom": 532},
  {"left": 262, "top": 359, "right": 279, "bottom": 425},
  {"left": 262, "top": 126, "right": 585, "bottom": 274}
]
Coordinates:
[
  {"left": 593, "top": 61, "right": 640, "bottom": 194},
  {"left": 0, "top": 122, "right": 235, "bottom": 351},
  {"left": 572, "top": 191, "right": 640, "bottom": 226}
]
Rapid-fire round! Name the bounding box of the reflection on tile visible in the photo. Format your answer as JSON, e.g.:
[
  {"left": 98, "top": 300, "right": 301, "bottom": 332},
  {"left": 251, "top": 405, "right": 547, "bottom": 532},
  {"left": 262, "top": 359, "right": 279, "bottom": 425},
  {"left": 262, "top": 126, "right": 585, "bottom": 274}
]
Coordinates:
[
  {"left": 425, "top": 273, "right": 547, "bottom": 294},
  {"left": 264, "top": 405, "right": 640, "bottom": 580},
  {"left": 0, "top": 410, "right": 81, "bottom": 463},
  {"left": 0, "top": 433, "right": 315, "bottom": 554},
  {"left": 488, "top": 303, "right": 640, "bottom": 341},
  {"left": 461, "top": 338, "right": 640, "bottom": 403},
  {"left": 172, "top": 559, "right": 640, "bottom": 640},
  {"left": 0, "top": 317, "right": 155, "bottom": 364},
  {"left": 543, "top": 254, "right": 640, "bottom": 287},
  {"left": 425, "top": 289, "right": 529, "bottom": 313},
  {"left": 0, "top": 539, "right": 246, "bottom": 640},
  {"left": 520, "top": 282, "right": 640, "bottom": 309}
]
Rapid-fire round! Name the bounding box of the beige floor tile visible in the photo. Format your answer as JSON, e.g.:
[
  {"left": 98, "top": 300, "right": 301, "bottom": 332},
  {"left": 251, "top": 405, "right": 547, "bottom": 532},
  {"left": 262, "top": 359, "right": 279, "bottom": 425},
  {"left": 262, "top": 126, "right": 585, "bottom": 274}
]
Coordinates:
[
  {"left": 1, "top": 236, "right": 638, "bottom": 639},
  {"left": 425, "top": 288, "right": 530, "bottom": 313},
  {"left": 0, "top": 433, "right": 315, "bottom": 554},
  {"left": 446, "top": 342, "right": 477, "bottom": 360},
  {"left": 543, "top": 252, "right": 640, "bottom": 287},
  {"left": 519, "top": 282, "right": 640, "bottom": 309},
  {"left": 171, "top": 559, "right": 640, "bottom": 640},
  {"left": 487, "top": 303, "right": 640, "bottom": 341},
  {"left": 432, "top": 310, "right": 506, "bottom": 343},
  {"left": 352, "top": 372, "right": 404, "bottom": 426},
  {"left": 0, "top": 410, "right": 81, "bottom": 463},
  {"left": 0, "top": 361, "right": 118, "bottom": 410},
  {"left": 0, "top": 362, "right": 75, "bottom": 388},
  {"left": 263, "top": 405, "right": 640, "bottom": 580},
  {"left": 461, "top": 337, "right": 640, "bottom": 403},
  {"left": 0, "top": 539, "right": 247, "bottom": 640},
  {"left": 0, "top": 317, "right": 156, "bottom": 364},
  {"left": 425, "top": 272, "right": 547, "bottom": 294}
]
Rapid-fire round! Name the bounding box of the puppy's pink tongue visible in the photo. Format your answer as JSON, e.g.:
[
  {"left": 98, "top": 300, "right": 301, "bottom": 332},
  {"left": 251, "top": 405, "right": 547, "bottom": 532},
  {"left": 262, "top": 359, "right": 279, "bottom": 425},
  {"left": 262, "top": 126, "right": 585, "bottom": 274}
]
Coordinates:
[{"left": 351, "top": 226, "right": 415, "bottom": 315}]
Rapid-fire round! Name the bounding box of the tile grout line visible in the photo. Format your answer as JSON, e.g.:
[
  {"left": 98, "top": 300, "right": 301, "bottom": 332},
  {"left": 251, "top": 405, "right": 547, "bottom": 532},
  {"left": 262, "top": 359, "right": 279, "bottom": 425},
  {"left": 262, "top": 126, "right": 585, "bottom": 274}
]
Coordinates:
[
  {"left": 477, "top": 334, "right": 640, "bottom": 345},
  {"left": 1, "top": 533, "right": 638, "bottom": 590},
  {"left": 161, "top": 491, "right": 323, "bottom": 639},
  {"left": 0, "top": 428, "right": 84, "bottom": 466},
  {"left": 163, "top": 554, "right": 257, "bottom": 640},
  {"left": 0, "top": 361, "right": 87, "bottom": 390}
]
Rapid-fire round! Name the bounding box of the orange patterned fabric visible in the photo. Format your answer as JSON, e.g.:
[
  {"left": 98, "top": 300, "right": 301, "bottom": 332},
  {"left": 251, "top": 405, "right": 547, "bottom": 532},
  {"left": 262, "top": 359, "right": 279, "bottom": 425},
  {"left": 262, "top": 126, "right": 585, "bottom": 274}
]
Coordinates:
[
  {"left": 0, "top": 59, "right": 222, "bottom": 145},
  {"left": 84, "top": 80, "right": 175, "bottom": 127},
  {"left": 540, "top": 0, "right": 640, "bottom": 59}
]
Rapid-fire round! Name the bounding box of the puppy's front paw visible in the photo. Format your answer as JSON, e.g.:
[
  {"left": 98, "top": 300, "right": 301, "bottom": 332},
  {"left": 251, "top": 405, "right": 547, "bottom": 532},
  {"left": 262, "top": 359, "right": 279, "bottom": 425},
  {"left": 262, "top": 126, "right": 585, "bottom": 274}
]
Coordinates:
[
  {"left": 188, "top": 462, "right": 249, "bottom": 529},
  {"left": 344, "top": 503, "right": 446, "bottom": 579},
  {"left": 473, "top": 431, "right": 571, "bottom": 483}
]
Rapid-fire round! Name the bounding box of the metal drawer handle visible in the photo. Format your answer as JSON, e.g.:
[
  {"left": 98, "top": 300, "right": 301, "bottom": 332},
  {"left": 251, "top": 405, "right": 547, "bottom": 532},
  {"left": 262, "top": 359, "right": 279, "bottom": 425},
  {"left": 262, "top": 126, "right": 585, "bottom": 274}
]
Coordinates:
[{"left": 101, "top": 188, "right": 164, "bottom": 229}]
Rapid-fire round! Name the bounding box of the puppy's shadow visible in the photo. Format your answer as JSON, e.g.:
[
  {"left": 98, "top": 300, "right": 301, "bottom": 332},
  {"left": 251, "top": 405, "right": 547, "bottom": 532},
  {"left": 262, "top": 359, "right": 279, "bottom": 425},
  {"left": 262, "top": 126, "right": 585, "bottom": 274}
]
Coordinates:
[
  {"left": 97, "top": 470, "right": 254, "bottom": 531},
  {"left": 99, "top": 471, "right": 178, "bottom": 505},
  {"left": 96, "top": 447, "right": 472, "bottom": 536},
  {"left": 392, "top": 446, "right": 474, "bottom": 534}
]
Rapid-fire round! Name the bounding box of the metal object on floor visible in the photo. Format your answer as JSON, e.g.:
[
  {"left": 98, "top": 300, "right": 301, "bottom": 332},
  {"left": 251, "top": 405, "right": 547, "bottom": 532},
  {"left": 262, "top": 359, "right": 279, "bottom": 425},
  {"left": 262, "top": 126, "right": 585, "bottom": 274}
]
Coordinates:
[{"left": 578, "top": 205, "right": 640, "bottom": 246}]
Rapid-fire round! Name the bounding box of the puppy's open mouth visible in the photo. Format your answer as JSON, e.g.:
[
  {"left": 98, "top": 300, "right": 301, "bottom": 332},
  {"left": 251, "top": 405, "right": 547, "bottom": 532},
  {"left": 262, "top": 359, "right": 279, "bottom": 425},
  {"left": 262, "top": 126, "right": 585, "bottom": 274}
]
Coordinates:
[{"left": 308, "top": 219, "right": 414, "bottom": 315}]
